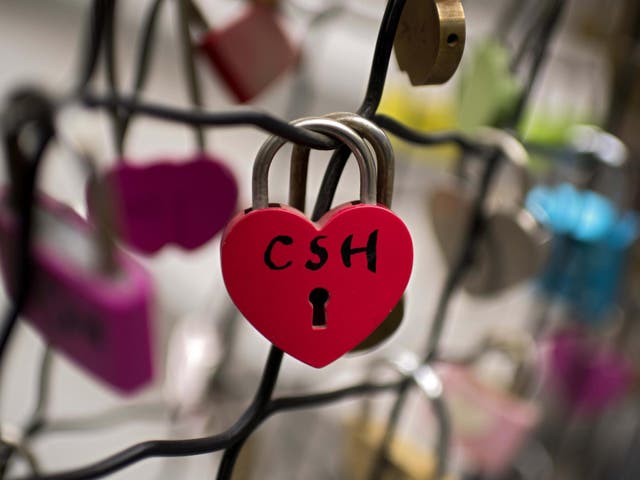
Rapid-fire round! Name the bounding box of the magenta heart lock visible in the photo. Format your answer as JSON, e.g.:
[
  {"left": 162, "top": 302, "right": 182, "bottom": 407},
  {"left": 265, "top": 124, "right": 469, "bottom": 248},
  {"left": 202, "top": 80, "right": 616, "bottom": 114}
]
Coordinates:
[
  {"left": 221, "top": 117, "right": 413, "bottom": 368},
  {"left": 88, "top": 153, "right": 237, "bottom": 254},
  {"left": 0, "top": 192, "right": 154, "bottom": 393}
]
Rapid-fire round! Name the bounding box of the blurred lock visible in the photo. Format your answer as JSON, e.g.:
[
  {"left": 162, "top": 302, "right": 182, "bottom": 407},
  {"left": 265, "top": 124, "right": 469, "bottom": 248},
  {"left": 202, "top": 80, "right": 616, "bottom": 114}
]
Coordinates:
[
  {"left": 87, "top": 153, "right": 238, "bottom": 255},
  {"left": 545, "top": 327, "right": 633, "bottom": 414},
  {"left": 430, "top": 130, "right": 550, "bottom": 296},
  {"left": 435, "top": 331, "right": 540, "bottom": 475},
  {"left": 0, "top": 89, "right": 154, "bottom": 394},
  {"left": 436, "top": 363, "right": 539, "bottom": 475},
  {"left": 529, "top": 184, "right": 639, "bottom": 323},
  {"left": 456, "top": 40, "right": 521, "bottom": 130},
  {"left": 0, "top": 191, "right": 154, "bottom": 393},
  {"left": 199, "top": 3, "right": 299, "bottom": 103}
]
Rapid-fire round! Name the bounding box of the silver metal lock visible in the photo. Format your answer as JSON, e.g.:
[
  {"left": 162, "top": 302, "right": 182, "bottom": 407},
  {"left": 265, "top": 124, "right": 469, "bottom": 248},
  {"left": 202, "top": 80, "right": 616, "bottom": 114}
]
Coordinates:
[{"left": 430, "top": 129, "right": 550, "bottom": 296}]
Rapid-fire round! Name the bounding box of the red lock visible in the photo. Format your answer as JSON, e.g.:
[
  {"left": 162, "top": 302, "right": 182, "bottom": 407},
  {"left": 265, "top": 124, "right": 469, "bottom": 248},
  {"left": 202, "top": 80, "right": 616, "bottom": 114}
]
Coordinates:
[
  {"left": 221, "top": 117, "right": 413, "bottom": 367},
  {"left": 199, "top": 3, "right": 299, "bottom": 103}
]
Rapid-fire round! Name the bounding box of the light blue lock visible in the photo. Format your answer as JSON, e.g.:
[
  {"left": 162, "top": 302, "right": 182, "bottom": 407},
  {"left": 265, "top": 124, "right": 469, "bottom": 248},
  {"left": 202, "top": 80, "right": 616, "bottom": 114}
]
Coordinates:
[{"left": 526, "top": 183, "right": 639, "bottom": 323}]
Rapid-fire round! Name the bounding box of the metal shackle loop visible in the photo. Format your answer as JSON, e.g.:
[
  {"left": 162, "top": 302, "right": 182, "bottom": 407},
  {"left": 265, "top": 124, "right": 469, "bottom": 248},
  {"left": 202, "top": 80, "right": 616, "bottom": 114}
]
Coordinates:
[
  {"left": 290, "top": 113, "right": 395, "bottom": 207},
  {"left": 324, "top": 112, "right": 395, "bottom": 207},
  {"left": 252, "top": 117, "right": 376, "bottom": 210}
]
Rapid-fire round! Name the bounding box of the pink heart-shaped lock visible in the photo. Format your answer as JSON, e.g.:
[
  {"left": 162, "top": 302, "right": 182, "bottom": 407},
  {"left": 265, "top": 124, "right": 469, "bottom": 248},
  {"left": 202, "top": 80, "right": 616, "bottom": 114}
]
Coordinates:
[
  {"left": 88, "top": 153, "right": 237, "bottom": 254},
  {"left": 221, "top": 203, "right": 413, "bottom": 367}
]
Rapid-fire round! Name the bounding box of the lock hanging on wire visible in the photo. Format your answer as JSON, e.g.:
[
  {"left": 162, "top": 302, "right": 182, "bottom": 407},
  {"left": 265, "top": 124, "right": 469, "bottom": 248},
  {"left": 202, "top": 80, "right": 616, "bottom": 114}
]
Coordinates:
[
  {"left": 220, "top": 116, "right": 413, "bottom": 368},
  {"left": 198, "top": 1, "right": 299, "bottom": 103},
  {"left": 0, "top": 89, "right": 155, "bottom": 394},
  {"left": 394, "top": 0, "right": 466, "bottom": 86},
  {"left": 430, "top": 128, "right": 551, "bottom": 296}
]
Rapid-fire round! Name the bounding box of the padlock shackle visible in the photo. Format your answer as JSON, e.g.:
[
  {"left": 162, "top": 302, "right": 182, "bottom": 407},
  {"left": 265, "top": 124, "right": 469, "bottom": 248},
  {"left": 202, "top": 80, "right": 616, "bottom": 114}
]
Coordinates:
[
  {"left": 325, "top": 113, "right": 394, "bottom": 207},
  {"left": 252, "top": 117, "right": 376, "bottom": 210}
]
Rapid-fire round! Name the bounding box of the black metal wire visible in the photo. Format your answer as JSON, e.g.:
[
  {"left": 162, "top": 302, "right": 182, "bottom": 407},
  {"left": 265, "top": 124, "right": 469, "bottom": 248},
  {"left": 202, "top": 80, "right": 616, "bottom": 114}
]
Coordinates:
[
  {"left": 12, "top": 379, "right": 400, "bottom": 480},
  {"left": 176, "top": 0, "right": 205, "bottom": 148},
  {"left": 102, "top": 0, "right": 125, "bottom": 155},
  {"left": 311, "top": 0, "right": 406, "bottom": 221},
  {"left": 75, "top": 0, "right": 107, "bottom": 95},
  {"left": 120, "top": 0, "right": 166, "bottom": 150},
  {"left": 80, "top": 92, "right": 340, "bottom": 149},
  {"left": 0, "top": 90, "right": 55, "bottom": 377},
  {"left": 373, "top": 114, "right": 487, "bottom": 155}
]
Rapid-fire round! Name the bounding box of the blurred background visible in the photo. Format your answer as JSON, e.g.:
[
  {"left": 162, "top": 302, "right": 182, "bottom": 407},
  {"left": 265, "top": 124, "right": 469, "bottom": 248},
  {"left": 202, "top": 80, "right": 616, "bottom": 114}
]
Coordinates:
[{"left": 1, "top": 0, "right": 640, "bottom": 478}]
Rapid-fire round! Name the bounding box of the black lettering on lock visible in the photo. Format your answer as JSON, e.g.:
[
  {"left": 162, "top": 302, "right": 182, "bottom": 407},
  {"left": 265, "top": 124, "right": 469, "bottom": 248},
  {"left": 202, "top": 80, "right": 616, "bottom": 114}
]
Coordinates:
[
  {"left": 264, "top": 235, "right": 293, "bottom": 270},
  {"left": 57, "top": 310, "right": 105, "bottom": 347},
  {"left": 341, "top": 230, "right": 378, "bottom": 273},
  {"left": 305, "top": 236, "right": 328, "bottom": 271}
]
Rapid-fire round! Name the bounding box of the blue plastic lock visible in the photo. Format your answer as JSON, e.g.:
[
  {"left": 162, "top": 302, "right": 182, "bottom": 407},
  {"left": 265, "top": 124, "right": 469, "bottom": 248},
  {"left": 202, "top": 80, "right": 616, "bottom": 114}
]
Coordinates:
[{"left": 528, "top": 183, "right": 639, "bottom": 323}]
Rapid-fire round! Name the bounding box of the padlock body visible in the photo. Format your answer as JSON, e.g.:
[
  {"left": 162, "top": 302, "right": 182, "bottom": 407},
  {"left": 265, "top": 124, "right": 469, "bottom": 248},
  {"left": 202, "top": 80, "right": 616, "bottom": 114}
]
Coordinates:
[
  {"left": 199, "top": 4, "right": 298, "bottom": 103},
  {"left": 394, "top": 0, "right": 465, "bottom": 85},
  {"left": 436, "top": 363, "right": 539, "bottom": 474},
  {"left": 0, "top": 193, "right": 154, "bottom": 393},
  {"left": 545, "top": 327, "right": 632, "bottom": 414},
  {"left": 87, "top": 154, "right": 237, "bottom": 254},
  {"left": 221, "top": 202, "right": 413, "bottom": 367}
]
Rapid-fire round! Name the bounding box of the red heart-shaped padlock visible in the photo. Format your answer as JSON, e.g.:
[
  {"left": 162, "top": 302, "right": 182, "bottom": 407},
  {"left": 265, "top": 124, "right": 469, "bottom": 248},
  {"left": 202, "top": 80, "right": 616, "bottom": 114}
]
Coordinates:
[
  {"left": 222, "top": 203, "right": 412, "bottom": 367},
  {"left": 221, "top": 117, "right": 413, "bottom": 367}
]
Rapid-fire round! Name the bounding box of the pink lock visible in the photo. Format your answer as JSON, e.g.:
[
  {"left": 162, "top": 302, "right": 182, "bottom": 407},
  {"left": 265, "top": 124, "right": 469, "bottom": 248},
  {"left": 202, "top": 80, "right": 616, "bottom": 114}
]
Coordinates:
[
  {"left": 0, "top": 192, "right": 154, "bottom": 394},
  {"left": 435, "top": 363, "right": 539, "bottom": 475}
]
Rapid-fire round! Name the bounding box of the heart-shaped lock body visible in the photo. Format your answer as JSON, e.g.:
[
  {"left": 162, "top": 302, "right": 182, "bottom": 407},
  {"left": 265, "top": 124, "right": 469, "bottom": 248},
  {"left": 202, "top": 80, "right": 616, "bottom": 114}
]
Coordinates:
[
  {"left": 199, "top": 4, "right": 299, "bottom": 103},
  {"left": 89, "top": 154, "right": 237, "bottom": 254},
  {"left": 0, "top": 192, "right": 154, "bottom": 393},
  {"left": 221, "top": 118, "right": 413, "bottom": 367},
  {"left": 430, "top": 130, "right": 549, "bottom": 296},
  {"left": 430, "top": 186, "right": 547, "bottom": 296}
]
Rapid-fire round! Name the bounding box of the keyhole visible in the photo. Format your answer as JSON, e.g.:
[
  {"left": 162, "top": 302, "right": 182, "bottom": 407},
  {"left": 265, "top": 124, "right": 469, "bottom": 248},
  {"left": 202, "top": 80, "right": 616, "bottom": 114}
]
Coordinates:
[{"left": 309, "top": 288, "right": 329, "bottom": 329}]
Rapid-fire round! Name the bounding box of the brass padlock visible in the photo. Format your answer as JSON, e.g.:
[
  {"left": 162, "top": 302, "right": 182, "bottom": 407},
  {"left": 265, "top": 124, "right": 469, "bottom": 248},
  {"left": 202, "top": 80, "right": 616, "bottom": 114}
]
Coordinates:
[{"left": 394, "top": 0, "right": 465, "bottom": 86}]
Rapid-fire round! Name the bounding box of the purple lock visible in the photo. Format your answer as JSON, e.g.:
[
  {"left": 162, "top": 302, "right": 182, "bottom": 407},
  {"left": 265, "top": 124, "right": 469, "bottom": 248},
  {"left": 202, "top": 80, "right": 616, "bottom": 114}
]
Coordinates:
[
  {"left": 546, "top": 327, "right": 632, "bottom": 414},
  {"left": 88, "top": 153, "right": 238, "bottom": 254},
  {"left": 0, "top": 192, "right": 154, "bottom": 394}
]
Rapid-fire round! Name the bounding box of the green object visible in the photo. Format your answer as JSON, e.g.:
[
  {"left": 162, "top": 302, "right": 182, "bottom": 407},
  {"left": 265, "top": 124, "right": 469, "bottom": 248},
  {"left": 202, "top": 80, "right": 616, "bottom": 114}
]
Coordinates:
[{"left": 457, "top": 40, "right": 522, "bottom": 131}]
